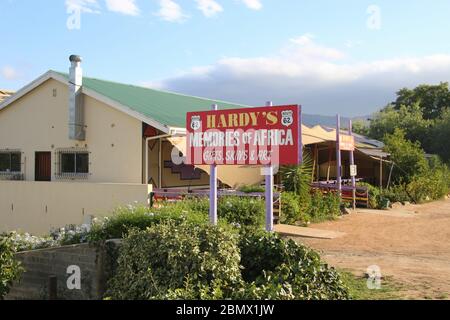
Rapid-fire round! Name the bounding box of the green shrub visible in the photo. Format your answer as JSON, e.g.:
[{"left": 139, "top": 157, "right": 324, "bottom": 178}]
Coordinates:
[
  {"left": 0, "top": 235, "right": 23, "bottom": 299},
  {"left": 218, "top": 196, "right": 265, "bottom": 229},
  {"left": 280, "top": 192, "right": 311, "bottom": 225},
  {"left": 307, "top": 191, "right": 341, "bottom": 223},
  {"left": 106, "top": 221, "right": 242, "bottom": 300},
  {"left": 237, "top": 230, "right": 350, "bottom": 300},
  {"left": 280, "top": 192, "right": 302, "bottom": 225},
  {"left": 238, "top": 184, "right": 265, "bottom": 193},
  {"left": 88, "top": 204, "right": 208, "bottom": 242},
  {"left": 381, "top": 184, "right": 411, "bottom": 204},
  {"left": 280, "top": 150, "right": 313, "bottom": 201},
  {"left": 407, "top": 171, "right": 449, "bottom": 203},
  {"left": 106, "top": 223, "right": 350, "bottom": 300}
]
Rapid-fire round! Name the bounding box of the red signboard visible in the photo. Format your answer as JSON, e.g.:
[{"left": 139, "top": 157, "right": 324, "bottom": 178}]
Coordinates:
[
  {"left": 186, "top": 105, "right": 301, "bottom": 166},
  {"left": 339, "top": 134, "right": 355, "bottom": 151}
]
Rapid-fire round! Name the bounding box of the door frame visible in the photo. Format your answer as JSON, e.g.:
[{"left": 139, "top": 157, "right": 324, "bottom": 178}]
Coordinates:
[{"left": 35, "top": 151, "right": 52, "bottom": 182}]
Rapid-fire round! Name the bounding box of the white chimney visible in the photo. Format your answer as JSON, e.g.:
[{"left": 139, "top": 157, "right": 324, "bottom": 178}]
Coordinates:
[{"left": 68, "top": 54, "right": 85, "bottom": 140}]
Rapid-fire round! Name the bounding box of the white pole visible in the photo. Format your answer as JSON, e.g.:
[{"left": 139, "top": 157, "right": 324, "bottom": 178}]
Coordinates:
[
  {"left": 265, "top": 101, "right": 274, "bottom": 232},
  {"left": 210, "top": 104, "right": 218, "bottom": 225}
]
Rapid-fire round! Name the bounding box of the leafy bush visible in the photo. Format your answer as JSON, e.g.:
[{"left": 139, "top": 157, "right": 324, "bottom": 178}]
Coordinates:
[
  {"left": 89, "top": 204, "right": 208, "bottom": 242},
  {"left": 280, "top": 192, "right": 302, "bottom": 225},
  {"left": 0, "top": 235, "right": 23, "bottom": 298},
  {"left": 238, "top": 230, "right": 350, "bottom": 300},
  {"left": 106, "top": 221, "right": 242, "bottom": 300},
  {"left": 280, "top": 150, "right": 313, "bottom": 201},
  {"left": 307, "top": 191, "right": 341, "bottom": 223},
  {"left": 381, "top": 184, "right": 410, "bottom": 204},
  {"left": 218, "top": 196, "right": 265, "bottom": 229},
  {"left": 106, "top": 222, "right": 350, "bottom": 300},
  {"left": 407, "top": 170, "right": 449, "bottom": 203},
  {"left": 383, "top": 128, "right": 429, "bottom": 184},
  {"left": 238, "top": 184, "right": 265, "bottom": 194}
]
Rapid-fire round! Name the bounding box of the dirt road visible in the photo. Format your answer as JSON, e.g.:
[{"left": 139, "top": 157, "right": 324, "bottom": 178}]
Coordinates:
[{"left": 295, "top": 198, "right": 450, "bottom": 299}]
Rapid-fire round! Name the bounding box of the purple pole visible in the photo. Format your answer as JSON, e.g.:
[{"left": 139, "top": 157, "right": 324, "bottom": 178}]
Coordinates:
[
  {"left": 210, "top": 104, "right": 218, "bottom": 225},
  {"left": 298, "top": 105, "right": 303, "bottom": 164},
  {"left": 336, "top": 114, "right": 342, "bottom": 199},
  {"left": 349, "top": 120, "right": 356, "bottom": 210},
  {"left": 265, "top": 101, "right": 274, "bottom": 232}
]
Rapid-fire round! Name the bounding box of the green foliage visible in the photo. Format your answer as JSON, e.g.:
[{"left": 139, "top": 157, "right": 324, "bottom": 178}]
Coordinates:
[
  {"left": 352, "top": 120, "right": 370, "bottom": 136},
  {"left": 369, "top": 104, "right": 431, "bottom": 145},
  {"left": 406, "top": 169, "right": 449, "bottom": 203},
  {"left": 107, "top": 223, "right": 350, "bottom": 300},
  {"left": 237, "top": 184, "right": 265, "bottom": 194},
  {"left": 381, "top": 184, "right": 410, "bottom": 204},
  {"left": 308, "top": 191, "right": 341, "bottom": 222},
  {"left": 238, "top": 230, "right": 350, "bottom": 300},
  {"left": 280, "top": 150, "right": 313, "bottom": 200},
  {"left": 0, "top": 235, "right": 23, "bottom": 299},
  {"left": 393, "top": 82, "right": 450, "bottom": 120},
  {"left": 106, "top": 222, "right": 242, "bottom": 300},
  {"left": 280, "top": 192, "right": 304, "bottom": 225},
  {"left": 218, "top": 196, "right": 265, "bottom": 228},
  {"left": 89, "top": 203, "right": 209, "bottom": 242},
  {"left": 431, "top": 109, "right": 450, "bottom": 163},
  {"left": 366, "top": 83, "right": 450, "bottom": 163},
  {"left": 384, "top": 128, "right": 429, "bottom": 184}
]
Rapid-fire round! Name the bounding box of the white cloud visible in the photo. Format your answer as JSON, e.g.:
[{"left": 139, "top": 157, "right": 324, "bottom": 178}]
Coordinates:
[
  {"left": 196, "top": 0, "right": 223, "bottom": 17},
  {"left": 105, "top": 0, "right": 140, "bottom": 15},
  {"left": 156, "top": 0, "right": 189, "bottom": 22},
  {"left": 239, "top": 0, "right": 262, "bottom": 10},
  {"left": 1, "top": 66, "right": 20, "bottom": 80},
  {"left": 148, "top": 35, "right": 450, "bottom": 116},
  {"left": 65, "top": 0, "right": 100, "bottom": 13}
]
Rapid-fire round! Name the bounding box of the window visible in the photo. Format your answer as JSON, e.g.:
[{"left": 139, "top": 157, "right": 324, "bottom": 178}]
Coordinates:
[
  {"left": 0, "top": 151, "right": 21, "bottom": 173},
  {"left": 56, "top": 149, "right": 89, "bottom": 179}
]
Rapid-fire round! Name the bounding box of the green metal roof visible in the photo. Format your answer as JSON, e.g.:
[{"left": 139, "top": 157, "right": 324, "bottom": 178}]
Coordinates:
[{"left": 56, "top": 71, "right": 250, "bottom": 128}]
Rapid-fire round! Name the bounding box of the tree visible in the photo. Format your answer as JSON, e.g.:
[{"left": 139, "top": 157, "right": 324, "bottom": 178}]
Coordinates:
[
  {"left": 352, "top": 120, "right": 370, "bottom": 136},
  {"left": 369, "top": 103, "right": 431, "bottom": 145},
  {"left": 431, "top": 109, "right": 450, "bottom": 163},
  {"left": 393, "top": 82, "right": 450, "bottom": 120},
  {"left": 383, "top": 129, "right": 429, "bottom": 184}
]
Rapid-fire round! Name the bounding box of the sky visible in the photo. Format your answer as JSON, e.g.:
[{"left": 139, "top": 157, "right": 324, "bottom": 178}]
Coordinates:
[{"left": 1, "top": 0, "right": 450, "bottom": 116}]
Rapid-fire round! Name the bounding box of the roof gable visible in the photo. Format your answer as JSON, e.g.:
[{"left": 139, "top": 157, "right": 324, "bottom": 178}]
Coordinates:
[{"left": 56, "top": 72, "right": 251, "bottom": 129}]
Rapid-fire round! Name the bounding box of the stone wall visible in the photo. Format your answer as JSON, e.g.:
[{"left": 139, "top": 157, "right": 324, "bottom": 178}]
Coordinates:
[{"left": 5, "top": 241, "right": 120, "bottom": 300}]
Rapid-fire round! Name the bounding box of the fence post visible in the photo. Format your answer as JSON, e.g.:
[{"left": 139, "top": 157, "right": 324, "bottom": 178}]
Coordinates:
[{"left": 48, "top": 275, "right": 57, "bottom": 300}]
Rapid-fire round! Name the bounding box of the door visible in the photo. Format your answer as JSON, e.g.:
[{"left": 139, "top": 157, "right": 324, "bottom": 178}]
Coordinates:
[{"left": 35, "top": 152, "right": 51, "bottom": 181}]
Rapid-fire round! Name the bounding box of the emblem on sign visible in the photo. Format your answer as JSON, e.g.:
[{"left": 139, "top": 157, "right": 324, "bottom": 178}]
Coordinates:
[
  {"left": 190, "top": 115, "right": 202, "bottom": 130},
  {"left": 281, "top": 110, "right": 294, "bottom": 127}
]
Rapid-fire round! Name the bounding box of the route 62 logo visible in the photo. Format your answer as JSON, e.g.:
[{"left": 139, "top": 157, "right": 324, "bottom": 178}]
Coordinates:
[
  {"left": 190, "top": 115, "right": 202, "bottom": 130},
  {"left": 281, "top": 110, "right": 294, "bottom": 127}
]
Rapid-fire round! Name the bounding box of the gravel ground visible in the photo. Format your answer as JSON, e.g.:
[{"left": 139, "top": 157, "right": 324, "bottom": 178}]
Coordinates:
[{"left": 293, "top": 198, "right": 450, "bottom": 300}]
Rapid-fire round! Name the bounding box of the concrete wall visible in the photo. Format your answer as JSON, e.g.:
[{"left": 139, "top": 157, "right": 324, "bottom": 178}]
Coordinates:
[
  {"left": 0, "top": 181, "right": 152, "bottom": 235},
  {"left": 5, "top": 242, "right": 116, "bottom": 300},
  {"left": 0, "top": 79, "right": 143, "bottom": 183}
]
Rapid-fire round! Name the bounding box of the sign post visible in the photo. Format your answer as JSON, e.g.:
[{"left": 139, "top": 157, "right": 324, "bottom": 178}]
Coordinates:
[
  {"left": 349, "top": 120, "right": 356, "bottom": 210},
  {"left": 186, "top": 104, "right": 301, "bottom": 231},
  {"left": 210, "top": 104, "right": 218, "bottom": 225},
  {"left": 265, "top": 101, "right": 274, "bottom": 232},
  {"left": 336, "top": 114, "right": 342, "bottom": 198}
]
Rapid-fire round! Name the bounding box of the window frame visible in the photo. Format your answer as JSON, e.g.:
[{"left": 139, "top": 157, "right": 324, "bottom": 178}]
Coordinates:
[
  {"left": 0, "top": 149, "right": 23, "bottom": 180},
  {"left": 55, "top": 148, "right": 90, "bottom": 180}
]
